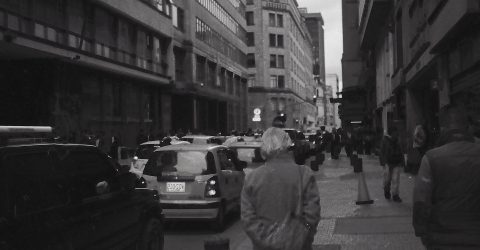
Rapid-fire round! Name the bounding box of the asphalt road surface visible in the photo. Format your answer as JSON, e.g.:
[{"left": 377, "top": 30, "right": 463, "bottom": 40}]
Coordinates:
[{"left": 163, "top": 211, "right": 248, "bottom": 250}]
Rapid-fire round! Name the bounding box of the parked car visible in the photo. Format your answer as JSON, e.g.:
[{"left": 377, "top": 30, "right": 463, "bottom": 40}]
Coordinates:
[
  {"left": 179, "top": 135, "right": 215, "bottom": 144},
  {"left": 131, "top": 139, "right": 190, "bottom": 178},
  {"left": 227, "top": 141, "right": 265, "bottom": 175},
  {"left": 0, "top": 127, "right": 164, "bottom": 250},
  {"left": 141, "top": 144, "right": 245, "bottom": 231}
]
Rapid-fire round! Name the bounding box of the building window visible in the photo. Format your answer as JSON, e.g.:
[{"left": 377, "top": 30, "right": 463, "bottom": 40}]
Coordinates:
[
  {"left": 277, "top": 34, "right": 284, "bottom": 47},
  {"left": 278, "top": 55, "right": 284, "bottom": 68},
  {"left": 269, "top": 34, "right": 276, "bottom": 47},
  {"left": 246, "top": 32, "right": 255, "bottom": 46},
  {"left": 269, "top": 13, "right": 276, "bottom": 26},
  {"left": 270, "top": 75, "right": 278, "bottom": 88},
  {"left": 247, "top": 53, "right": 255, "bottom": 67},
  {"left": 247, "top": 74, "right": 255, "bottom": 87},
  {"left": 172, "top": 5, "right": 184, "bottom": 31},
  {"left": 112, "top": 83, "right": 122, "bottom": 117},
  {"left": 277, "top": 14, "right": 283, "bottom": 27},
  {"left": 246, "top": 0, "right": 254, "bottom": 5},
  {"left": 278, "top": 75, "right": 285, "bottom": 88},
  {"left": 246, "top": 11, "right": 254, "bottom": 26},
  {"left": 270, "top": 54, "right": 277, "bottom": 68}
]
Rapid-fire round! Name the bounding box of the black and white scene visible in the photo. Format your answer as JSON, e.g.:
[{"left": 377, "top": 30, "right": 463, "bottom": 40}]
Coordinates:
[{"left": 1, "top": 0, "right": 480, "bottom": 249}]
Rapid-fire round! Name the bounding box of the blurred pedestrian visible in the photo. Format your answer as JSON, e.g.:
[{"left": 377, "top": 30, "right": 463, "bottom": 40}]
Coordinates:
[
  {"left": 406, "top": 124, "right": 426, "bottom": 174},
  {"left": 380, "top": 126, "right": 404, "bottom": 202},
  {"left": 413, "top": 105, "right": 480, "bottom": 249},
  {"left": 293, "top": 132, "right": 311, "bottom": 165},
  {"left": 330, "top": 128, "right": 340, "bottom": 159},
  {"left": 343, "top": 130, "right": 353, "bottom": 157},
  {"left": 272, "top": 115, "right": 286, "bottom": 128},
  {"left": 109, "top": 135, "right": 120, "bottom": 160},
  {"left": 241, "top": 127, "right": 320, "bottom": 250},
  {"left": 364, "top": 130, "right": 373, "bottom": 155}
]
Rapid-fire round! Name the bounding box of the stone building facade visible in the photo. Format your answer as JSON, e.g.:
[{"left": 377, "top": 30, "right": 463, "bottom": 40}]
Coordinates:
[
  {"left": 344, "top": 0, "right": 480, "bottom": 150},
  {"left": 0, "top": 0, "right": 249, "bottom": 148},
  {"left": 245, "top": 0, "right": 317, "bottom": 131}
]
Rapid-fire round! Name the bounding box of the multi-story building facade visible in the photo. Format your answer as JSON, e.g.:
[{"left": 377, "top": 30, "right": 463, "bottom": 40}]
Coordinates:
[
  {"left": 0, "top": 0, "right": 249, "bottom": 148},
  {"left": 172, "top": 0, "right": 249, "bottom": 135},
  {"left": 245, "top": 0, "right": 317, "bottom": 130},
  {"left": 341, "top": 0, "right": 364, "bottom": 126},
  {"left": 349, "top": 0, "right": 480, "bottom": 150},
  {"left": 326, "top": 73, "right": 341, "bottom": 128},
  {"left": 302, "top": 11, "right": 327, "bottom": 128}
]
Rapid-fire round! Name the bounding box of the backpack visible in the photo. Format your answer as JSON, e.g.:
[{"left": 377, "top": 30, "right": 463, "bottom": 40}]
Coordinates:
[{"left": 387, "top": 138, "right": 403, "bottom": 165}]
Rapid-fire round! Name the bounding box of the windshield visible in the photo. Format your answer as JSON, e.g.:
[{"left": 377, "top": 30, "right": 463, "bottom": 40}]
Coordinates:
[
  {"left": 135, "top": 144, "right": 159, "bottom": 159},
  {"left": 149, "top": 150, "right": 216, "bottom": 175}
]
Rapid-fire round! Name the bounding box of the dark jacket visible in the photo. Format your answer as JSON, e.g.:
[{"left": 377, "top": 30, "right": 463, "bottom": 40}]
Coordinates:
[
  {"left": 413, "top": 131, "right": 480, "bottom": 248},
  {"left": 380, "top": 135, "right": 403, "bottom": 166},
  {"left": 241, "top": 152, "right": 321, "bottom": 250}
]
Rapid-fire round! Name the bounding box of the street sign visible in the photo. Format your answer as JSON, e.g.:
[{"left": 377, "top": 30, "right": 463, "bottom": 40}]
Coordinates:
[{"left": 252, "top": 108, "right": 261, "bottom": 122}]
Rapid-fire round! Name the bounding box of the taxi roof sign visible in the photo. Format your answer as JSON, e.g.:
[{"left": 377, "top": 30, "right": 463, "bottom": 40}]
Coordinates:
[{"left": 0, "top": 126, "right": 53, "bottom": 133}]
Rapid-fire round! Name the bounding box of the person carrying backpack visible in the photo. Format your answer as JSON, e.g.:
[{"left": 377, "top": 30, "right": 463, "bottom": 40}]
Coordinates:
[{"left": 380, "top": 126, "right": 404, "bottom": 202}]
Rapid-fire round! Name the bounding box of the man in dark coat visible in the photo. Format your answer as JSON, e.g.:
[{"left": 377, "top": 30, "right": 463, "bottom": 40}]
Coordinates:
[{"left": 413, "top": 105, "right": 480, "bottom": 249}]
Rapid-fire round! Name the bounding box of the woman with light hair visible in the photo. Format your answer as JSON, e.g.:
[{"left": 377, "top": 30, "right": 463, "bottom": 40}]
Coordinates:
[{"left": 241, "top": 127, "right": 321, "bottom": 250}]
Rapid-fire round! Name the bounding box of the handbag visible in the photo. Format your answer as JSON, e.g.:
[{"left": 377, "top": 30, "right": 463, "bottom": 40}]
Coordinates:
[{"left": 257, "top": 165, "right": 311, "bottom": 250}]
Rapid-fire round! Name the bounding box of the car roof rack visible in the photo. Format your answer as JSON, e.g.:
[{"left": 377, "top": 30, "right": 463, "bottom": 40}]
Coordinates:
[{"left": 0, "top": 126, "right": 54, "bottom": 146}]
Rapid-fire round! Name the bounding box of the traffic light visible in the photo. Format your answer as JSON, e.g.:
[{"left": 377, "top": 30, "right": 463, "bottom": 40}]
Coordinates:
[{"left": 313, "top": 95, "right": 317, "bottom": 103}]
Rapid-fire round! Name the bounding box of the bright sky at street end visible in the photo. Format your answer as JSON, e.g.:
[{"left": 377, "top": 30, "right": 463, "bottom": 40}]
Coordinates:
[{"left": 298, "top": 0, "right": 343, "bottom": 89}]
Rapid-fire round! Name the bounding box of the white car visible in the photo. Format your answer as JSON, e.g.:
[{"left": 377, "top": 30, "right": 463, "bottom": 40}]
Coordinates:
[
  {"left": 141, "top": 144, "right": 245, "bottom": 230},
  {"left": 130, "top": 139, "right": 189, "bottom": 177}
]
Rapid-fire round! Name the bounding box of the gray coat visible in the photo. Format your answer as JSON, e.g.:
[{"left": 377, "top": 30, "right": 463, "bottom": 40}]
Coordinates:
[{"left": 241, "top": 152, "right": 321, "bottom": 250}]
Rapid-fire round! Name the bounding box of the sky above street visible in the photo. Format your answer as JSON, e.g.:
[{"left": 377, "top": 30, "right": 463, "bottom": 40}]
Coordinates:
[{"left": 298, "top": 0, "right": 343, "bottom": 86}]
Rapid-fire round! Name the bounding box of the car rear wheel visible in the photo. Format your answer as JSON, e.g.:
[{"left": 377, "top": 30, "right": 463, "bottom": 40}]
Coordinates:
[{"left": 137, "top": 218, "right": 164, "bottom": 250}]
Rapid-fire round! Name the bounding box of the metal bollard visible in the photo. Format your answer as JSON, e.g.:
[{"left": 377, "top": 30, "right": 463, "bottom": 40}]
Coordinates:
[
  {"left": 353, "top": 157, "right": 363, "bottom": 173},
  {"left": 350, "top": 154, "right": 358, "bottom": 166},
  {"left": 204, "top": 238, "right": 230, "bottom": 250}
]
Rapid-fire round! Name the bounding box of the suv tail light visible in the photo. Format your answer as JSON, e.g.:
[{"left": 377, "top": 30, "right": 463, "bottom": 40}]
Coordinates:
[{"left": 204, "top": 176, "right": 221, "bottom": 198}]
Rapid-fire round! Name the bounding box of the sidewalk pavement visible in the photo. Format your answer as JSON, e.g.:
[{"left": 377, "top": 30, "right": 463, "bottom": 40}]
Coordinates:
[{"left": 234, "top": 152, "right": 424, "bottom": 250}]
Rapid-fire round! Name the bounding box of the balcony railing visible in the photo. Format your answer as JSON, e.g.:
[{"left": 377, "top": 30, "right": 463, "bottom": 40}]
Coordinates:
[
  {"left": 262, "top": 1, "right": 288, "bottom": 11},
  {"left": 0, "top": 7, "right": 170, "bottom": 79}
]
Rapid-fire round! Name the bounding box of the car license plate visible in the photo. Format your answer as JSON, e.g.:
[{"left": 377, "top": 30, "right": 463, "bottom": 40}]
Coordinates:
[{"left": 166, "top": 182, "right": 185, "bottom": 192}]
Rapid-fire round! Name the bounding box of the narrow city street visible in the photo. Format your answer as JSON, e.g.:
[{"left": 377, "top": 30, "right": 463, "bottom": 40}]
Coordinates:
[{"left": 165, "top": 152, "right": 424, "bottom": 250}]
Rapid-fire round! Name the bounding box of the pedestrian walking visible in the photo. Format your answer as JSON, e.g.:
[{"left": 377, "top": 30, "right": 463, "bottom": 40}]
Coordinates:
[
  {"left": 406, "top": 124, "right": 426, "bottom": 174},
  {"left": 293, "top": 132, "right": 311, "bottom": 165},
  {"left": 413, "top": 105, "right": 480, "bottom": 249},
  {"left": 241, "top": 127, "right": 320, "bottom": 250},
  {"left": 330, "top": 128, "right": 340, "bottom": 159},
  {"left": 380, "top": 126, "right": 404, "bottom": 202},
  {"left": 343, "top": 130, "right": 353, "bottom": 157},
  {"left": 109, "top": 135, "right": 120, "bottom": 160}
]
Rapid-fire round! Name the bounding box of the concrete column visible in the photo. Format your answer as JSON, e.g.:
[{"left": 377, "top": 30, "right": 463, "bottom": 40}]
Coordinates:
[
  {"left": 193, "top": 97, "right": 198, "bottom": 130},
  {"left": 437, "top": 54, "right": 451, "bottom": 109},
  {"left": 406, "top": 88, "right": 423, "bottom": 140},
  {"left": 160, "top": 93, "right": 171, "bottom": 133}
]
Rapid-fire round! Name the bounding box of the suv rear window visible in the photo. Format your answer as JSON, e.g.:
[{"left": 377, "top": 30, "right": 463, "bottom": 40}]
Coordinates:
[{"left": 146, "top": 150, "right": 216, "bottom": 176}]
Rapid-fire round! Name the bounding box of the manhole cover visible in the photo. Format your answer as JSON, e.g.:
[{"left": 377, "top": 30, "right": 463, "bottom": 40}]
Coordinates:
[{"left": 334, "top": 216, "right": 414, "bottom": 234}]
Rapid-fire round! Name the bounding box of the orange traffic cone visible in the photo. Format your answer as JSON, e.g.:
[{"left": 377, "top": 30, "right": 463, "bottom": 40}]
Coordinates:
[{"left": 354, "top": 158, "right": 374, "bottom": 205}]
